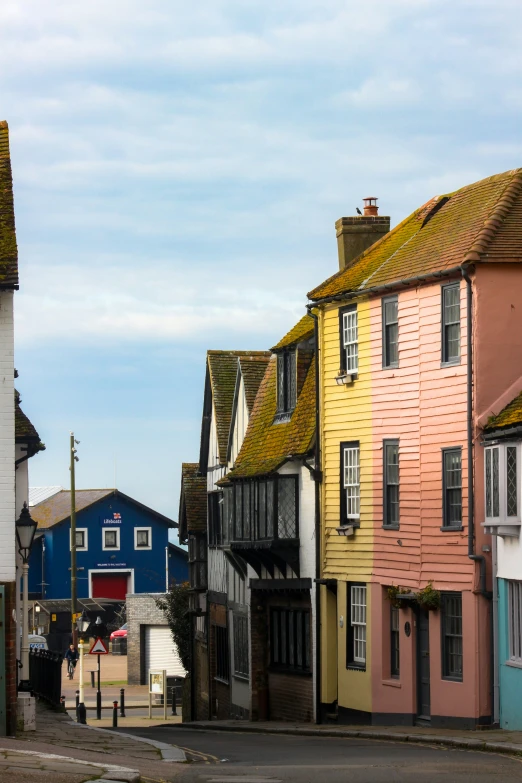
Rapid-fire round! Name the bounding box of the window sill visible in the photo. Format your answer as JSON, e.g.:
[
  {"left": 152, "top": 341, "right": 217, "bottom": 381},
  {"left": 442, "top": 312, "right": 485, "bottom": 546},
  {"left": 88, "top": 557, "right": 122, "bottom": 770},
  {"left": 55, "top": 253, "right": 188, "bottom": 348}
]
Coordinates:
[
  {"left": 441, "top": 675, "right": 463, "bottom": 683},
  {"left": 505, "top": 659, "right": 522, "bottom": 670},
  {"left": 346, "top": 664, "right": 366, "bottom": 673},
  {"left": 273, "top": 411, "right": 293, "bottom": 425},
  {"left": 440, "top": 360, "right": 461, "bottom": 368},
  {"left": 233, "top": 673, "right": 249, "bottom": 682},
  {"left": 440, "top": 525, "right": 463, "bottom": 532},
  {"left": 382, "top": 525, "right": 400, "bottom": 531},
  {"left": 382, "top": 678, "right": 401, "bottom": 688},
  {"left": 382, "top": 364, "right": 399, "bottom": 371},
  {"left": 214, "top": 677, "right": 229, "bottom": 685}
]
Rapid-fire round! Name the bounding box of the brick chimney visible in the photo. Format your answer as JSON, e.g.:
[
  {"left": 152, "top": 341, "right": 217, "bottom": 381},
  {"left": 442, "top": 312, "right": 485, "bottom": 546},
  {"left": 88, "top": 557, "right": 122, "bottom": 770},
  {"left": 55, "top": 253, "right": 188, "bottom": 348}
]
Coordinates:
[{"left": 335, "top": 197, "right": 390, "bottom": 271}]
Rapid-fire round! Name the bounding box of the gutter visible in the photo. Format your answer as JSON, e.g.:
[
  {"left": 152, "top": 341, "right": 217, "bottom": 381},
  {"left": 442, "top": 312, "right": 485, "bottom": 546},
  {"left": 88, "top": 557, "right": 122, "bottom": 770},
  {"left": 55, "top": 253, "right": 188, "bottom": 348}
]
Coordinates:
[
  {"left": 460, "top": 265, "right": 490, "bottom": 599},
  {"left": 306, "top": 304, "right": 322, "bottom": 725}
]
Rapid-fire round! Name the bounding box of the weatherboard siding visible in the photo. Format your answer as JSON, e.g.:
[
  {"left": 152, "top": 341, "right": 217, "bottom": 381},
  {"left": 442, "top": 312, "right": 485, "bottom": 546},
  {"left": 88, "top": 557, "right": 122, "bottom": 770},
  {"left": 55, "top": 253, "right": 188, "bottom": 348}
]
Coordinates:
[{"left": 321, "top": 300, "right": 374, "bottom": 581}]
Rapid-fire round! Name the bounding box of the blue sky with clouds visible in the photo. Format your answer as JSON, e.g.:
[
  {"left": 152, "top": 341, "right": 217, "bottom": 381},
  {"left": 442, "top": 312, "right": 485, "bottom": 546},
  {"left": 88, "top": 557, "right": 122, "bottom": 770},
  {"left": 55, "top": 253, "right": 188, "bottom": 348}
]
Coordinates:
[{"left": 4, "top": 0, "right": 522, "bottom": 526}]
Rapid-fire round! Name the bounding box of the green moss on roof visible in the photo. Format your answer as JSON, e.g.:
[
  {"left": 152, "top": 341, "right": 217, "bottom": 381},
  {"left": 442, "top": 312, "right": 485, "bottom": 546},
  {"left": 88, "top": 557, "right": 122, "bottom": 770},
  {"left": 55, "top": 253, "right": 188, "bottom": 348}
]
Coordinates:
[
  {"left": 179, "top": 463, "right": 207, "bottom": 540},
  {"left": 208, "top": 350, "right": 270, "bottom": 464},
  {"left": 308, "top": 169, "right": 522, "bottom": 301},
  {"left": 238, "top": 355, "right": 270, "bottom": 412},
  {"left": 222, "top": 355, "right": 315, "bottom": 480},
  {"left": 485, "top": 391, "right": 522, "bottom": 432},
  {"left": 271, "top": 314, "right": 315, "bottom": 351},
  {"left": 0, "top": 122, "right": 19, "bottom": 289},
  {"left": 31, "top": 489, "right": 113, "bottom": 529}
]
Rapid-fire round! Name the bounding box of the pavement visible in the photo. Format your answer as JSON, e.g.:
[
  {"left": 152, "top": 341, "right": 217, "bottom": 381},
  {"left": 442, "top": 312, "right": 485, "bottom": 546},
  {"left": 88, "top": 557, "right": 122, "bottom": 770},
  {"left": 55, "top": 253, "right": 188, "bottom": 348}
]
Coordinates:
[
  {"left": 3, "top": 700, "right": 186, "bottom": 782},
  {"left": 178, "top": 717, "right": 522, "bottom": 756}
]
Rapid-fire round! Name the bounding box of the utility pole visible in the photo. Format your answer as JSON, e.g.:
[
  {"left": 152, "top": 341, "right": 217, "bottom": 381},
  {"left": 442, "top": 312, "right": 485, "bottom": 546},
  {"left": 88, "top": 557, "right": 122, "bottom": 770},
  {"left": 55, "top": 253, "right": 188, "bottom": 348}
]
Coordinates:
[{"left": 70, "top": 433, "right": 79, "bottom": 645}]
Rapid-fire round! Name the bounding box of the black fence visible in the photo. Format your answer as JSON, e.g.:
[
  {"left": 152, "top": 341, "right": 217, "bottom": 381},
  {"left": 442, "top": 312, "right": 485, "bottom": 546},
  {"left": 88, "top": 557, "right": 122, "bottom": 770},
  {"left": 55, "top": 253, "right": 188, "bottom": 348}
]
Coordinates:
[{"left": 29, "top": 648, "right": 63, "bottom": 709}]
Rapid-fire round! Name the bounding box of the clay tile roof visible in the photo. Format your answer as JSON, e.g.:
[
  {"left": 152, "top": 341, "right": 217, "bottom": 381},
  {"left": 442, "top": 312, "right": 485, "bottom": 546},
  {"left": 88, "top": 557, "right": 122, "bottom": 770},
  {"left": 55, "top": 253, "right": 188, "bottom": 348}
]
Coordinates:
[
  {"left": 15, "top": 390, "right": 44, "bottom": 450},
  {"left": 271, "top": 314, "right": 315, "bottom": 351},
  {"left": 222, "top": 354, "right": 316, "bottom": 480},
  {"left": 238, "top": 354, "right": 271, "bottom": 413},
  {"left": 484, "top": 391, "right": 522, "bottom": 433},
  {"left": 178, "top": 462, "right": 207, "bottom": 543},
  {"left": 308, "top": 169, "right": 522, "bottom": 301},
  {"left": 31, "top": 489, "right": 114, "bottom": 529},
  {"left": 208, "top": 351, "right": 269, "bottom": 464},
  {"left": 0, "top": 122, "right": 19, "bottom": 289}
]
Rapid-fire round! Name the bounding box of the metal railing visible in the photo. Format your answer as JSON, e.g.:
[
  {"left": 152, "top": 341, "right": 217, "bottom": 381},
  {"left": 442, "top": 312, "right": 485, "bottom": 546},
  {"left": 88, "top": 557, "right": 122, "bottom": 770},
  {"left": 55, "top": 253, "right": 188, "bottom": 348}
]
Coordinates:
[{"left": 29, "top": 649, "right": 63, "bottom": 709}]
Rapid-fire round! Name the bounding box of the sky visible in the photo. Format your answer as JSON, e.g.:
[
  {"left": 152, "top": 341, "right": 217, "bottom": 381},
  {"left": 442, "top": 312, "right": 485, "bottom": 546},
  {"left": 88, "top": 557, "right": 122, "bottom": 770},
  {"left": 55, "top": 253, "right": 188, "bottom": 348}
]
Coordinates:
[{"left": 3, "top": 0, "right": 522, "bottom": 530}]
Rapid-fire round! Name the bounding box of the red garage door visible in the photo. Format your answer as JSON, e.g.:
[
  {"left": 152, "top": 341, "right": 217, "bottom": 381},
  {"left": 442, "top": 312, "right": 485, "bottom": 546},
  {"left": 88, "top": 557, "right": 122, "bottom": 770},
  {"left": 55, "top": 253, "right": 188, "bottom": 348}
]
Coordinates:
[{"left": 91, "top": 572, "right": 129, "bottom": 600}]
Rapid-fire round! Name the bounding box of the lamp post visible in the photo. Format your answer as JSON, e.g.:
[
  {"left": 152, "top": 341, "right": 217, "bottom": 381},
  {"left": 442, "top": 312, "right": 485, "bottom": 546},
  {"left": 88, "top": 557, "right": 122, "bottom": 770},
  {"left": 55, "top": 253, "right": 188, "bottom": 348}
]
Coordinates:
[
  {"left": 93, "top": 616, "right": 107, "bottom": 720},
  {"left": 76, "top": 609, "right": 90, "bottom": 724},
  {"left": 15, "top": 502, "right": 37, "bottom": 692}
]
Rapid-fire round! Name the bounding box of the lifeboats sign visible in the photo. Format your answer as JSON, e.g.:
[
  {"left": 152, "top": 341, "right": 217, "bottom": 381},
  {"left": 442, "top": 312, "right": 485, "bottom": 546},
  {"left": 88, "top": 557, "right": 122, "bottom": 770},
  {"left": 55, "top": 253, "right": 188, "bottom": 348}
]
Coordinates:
[{"left": 100, "top": 513, "right": 122, "bottom": 526}]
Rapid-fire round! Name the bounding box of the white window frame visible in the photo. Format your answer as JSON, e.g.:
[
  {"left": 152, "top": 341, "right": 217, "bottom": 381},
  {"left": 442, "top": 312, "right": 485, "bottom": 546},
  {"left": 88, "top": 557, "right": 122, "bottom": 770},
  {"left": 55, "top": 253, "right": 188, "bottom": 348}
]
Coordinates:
[
  {"left": 70, "top": 528, "right": 88, "bottom": 551},
  {"left": 484, "top": 443, "right": 521, "bottom": 533},
  {"left": 350, "top": 585, "right": 367, "bottom": 664},
  {"left": 102, "top": 527, "right": 120, "bottom": 550},
  {"left": 134, "top": 526, "right": 152, "bottom": 550},
  {"left": 344, "top": 445, "right": 360, "bottom": 520},
  {"left": 343, "top": 310, "right": 358, "bottom": 374},
  {"left": 508, "top": 580, "right": 522, "bottom": 664}
]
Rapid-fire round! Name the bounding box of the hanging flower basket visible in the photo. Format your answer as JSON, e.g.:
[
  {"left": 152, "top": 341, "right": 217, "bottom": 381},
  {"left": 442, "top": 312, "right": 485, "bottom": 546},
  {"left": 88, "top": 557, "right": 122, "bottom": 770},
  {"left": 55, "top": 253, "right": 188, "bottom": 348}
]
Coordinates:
[{"left": 386, "top": 582, "right": 441, "bottom": 611}]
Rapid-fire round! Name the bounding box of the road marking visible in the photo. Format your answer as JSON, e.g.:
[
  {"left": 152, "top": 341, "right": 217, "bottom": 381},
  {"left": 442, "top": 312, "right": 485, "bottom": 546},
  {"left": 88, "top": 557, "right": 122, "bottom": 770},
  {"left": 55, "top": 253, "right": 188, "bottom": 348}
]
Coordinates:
[{"left": 176, "top": 744, "right": 220, "bottom": 763}]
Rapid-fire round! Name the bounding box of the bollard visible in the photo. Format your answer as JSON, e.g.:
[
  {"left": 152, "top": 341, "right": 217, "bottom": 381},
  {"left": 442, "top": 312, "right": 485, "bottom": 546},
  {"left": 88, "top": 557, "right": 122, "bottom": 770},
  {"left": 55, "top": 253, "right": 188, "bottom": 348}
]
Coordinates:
[
  {"left": 171, "top": 685, "right": 177, "bottom": 716},
  {"left": 120, "top": 688, "right": 125, "bottom": 718},
  {"left": 96, "top": 689, "right": 102, "bottom": 720},
  {"left": 112, "top": 701, "right": 118, "bottom": 728},
  {"left": 75, "top": 690, "right": 80, "bottom": 721},
  {"left": 60, "top": 695, "right": 66, "bottom": 713}
]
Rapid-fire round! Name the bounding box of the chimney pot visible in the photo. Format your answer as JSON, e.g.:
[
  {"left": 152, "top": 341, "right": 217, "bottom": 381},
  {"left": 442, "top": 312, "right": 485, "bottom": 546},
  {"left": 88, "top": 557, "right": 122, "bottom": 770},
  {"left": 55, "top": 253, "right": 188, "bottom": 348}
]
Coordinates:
[{"left": 363, "top": 197, "right": 379, "bottom": 217}]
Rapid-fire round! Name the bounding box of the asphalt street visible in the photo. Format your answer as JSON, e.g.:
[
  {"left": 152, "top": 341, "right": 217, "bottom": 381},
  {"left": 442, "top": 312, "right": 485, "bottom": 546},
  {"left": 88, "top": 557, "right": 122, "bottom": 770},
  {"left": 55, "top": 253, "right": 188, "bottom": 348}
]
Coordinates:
[{"left": 118, "top": 726, "right": 522, "bottom": 782}]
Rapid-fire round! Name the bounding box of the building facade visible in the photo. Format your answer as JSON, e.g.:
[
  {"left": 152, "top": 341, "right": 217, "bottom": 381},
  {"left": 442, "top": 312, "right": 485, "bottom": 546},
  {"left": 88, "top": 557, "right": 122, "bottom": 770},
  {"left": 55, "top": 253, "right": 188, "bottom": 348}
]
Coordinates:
[
  {"left": 29, "top": 489, "right": 187, "bottom": 600},
  {"left": 309, "top": 170, "right": 522, "bottom": 728}
]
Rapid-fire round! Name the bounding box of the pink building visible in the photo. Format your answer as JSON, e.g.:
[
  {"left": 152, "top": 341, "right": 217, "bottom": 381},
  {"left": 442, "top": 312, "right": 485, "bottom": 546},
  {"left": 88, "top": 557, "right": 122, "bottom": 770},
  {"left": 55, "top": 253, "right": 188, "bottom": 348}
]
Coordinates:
[{"left": 309, "top": 169, "right": 522, "bottom": 727}]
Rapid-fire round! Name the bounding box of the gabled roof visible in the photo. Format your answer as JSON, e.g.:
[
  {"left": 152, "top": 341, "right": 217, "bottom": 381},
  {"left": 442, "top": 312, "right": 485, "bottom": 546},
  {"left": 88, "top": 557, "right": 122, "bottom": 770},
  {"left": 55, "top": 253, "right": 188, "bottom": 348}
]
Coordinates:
[
  {"left": 271, "top": 314, "right": 315, "bottom": 351},
  {"left": 178, "top": 463, "right": 207, "bottom": 544},
  {"left": 199, "top": 350, "right": 271, "bottom": 469},
  {"left": 0, "top": 122, "right": 19, "bottom": 289},
  {"left": 484, "top": 390, "right": 522, "bottom": 434},
  {"left": 30, "top": 489, "right": 176, "bottom": 530},
  {"left": 222, "top": 354, "right": 316, "bottom": 481},
  {"left": 15, "top": 390, "right": 44, "bottom": 454},
  {"left": 239, "top": 354, "right": 271, "bottom": 413},
  {"left": 308, "top": 168, "right": 522, "bottom": 302}
]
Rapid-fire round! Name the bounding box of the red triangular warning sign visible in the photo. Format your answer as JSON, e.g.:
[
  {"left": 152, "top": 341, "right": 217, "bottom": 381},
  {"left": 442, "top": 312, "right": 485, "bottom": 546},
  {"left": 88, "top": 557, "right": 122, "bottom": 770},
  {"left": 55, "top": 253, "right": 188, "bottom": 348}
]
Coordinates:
[{"left": 89, "top": 637, "right": 109, "bottom": 655}]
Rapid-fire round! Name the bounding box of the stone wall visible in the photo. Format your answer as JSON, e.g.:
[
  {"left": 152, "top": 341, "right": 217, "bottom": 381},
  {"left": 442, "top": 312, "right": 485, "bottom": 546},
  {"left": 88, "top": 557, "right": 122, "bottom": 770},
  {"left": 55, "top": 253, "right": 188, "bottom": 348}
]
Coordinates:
[{"left": 127, "top": 593, "right": 167, "bottom": 685}]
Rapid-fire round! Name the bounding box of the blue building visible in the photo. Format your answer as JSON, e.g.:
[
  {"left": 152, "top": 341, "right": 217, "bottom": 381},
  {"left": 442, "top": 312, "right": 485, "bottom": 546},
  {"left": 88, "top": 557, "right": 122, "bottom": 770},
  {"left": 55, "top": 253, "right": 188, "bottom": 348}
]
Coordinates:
[{"left": 29, "top": 489, "right": 188, "bottom": 600}]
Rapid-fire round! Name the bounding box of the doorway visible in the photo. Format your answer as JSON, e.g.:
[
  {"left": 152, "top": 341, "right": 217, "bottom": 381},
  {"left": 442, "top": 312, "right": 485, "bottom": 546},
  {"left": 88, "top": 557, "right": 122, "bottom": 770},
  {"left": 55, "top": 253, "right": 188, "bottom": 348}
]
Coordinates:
[{"left": 416, "top": 607, "right": 431, "bottom": 723}]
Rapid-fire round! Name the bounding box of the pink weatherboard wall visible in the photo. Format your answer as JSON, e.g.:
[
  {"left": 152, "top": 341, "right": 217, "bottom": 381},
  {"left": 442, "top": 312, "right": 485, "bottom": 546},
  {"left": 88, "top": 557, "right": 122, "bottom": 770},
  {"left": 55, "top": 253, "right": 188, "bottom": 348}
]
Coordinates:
[{"left": 368, "top": 279, "right": 491, "bottom": 723}]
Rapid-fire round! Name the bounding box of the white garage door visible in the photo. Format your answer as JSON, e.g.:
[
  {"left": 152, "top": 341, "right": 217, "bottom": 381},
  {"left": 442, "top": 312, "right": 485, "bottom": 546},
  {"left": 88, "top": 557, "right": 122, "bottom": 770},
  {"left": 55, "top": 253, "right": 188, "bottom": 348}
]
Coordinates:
[{"left": 144, "top": 626, "right": 186, "bottom": 677}]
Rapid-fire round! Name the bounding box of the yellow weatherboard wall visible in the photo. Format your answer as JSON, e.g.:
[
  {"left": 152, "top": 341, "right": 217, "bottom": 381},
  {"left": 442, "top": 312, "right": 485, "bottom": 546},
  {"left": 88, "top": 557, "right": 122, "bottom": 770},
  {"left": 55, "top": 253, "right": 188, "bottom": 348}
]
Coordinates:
[{"left": 319, "top": 299, "right": 374, "bottom": 713}]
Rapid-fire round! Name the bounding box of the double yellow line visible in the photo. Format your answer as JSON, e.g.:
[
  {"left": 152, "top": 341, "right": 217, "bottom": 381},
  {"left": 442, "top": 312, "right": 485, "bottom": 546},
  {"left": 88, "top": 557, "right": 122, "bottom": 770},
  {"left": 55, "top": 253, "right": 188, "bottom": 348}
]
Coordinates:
[{"left": 176, "top": 744, "right": 221, "bottom": 764}]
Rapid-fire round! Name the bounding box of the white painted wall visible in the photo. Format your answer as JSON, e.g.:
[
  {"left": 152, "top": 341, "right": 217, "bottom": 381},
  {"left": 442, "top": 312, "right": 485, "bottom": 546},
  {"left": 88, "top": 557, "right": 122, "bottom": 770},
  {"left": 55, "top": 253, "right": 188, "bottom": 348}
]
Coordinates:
[
  {"left": 207, "top": 409, "right": 225, "bottom": 492},
  {"left": 15, "top": 451, "right": 29, "bottom": 664},
  {"left": 0, "top": 292, "right": 15, "bottom": 582},
  {"left": 229, "top": 377, "right": 248, "bottom": 469},
  {"left": 497, "top": 534, "right": 522, "bottom": 580}
]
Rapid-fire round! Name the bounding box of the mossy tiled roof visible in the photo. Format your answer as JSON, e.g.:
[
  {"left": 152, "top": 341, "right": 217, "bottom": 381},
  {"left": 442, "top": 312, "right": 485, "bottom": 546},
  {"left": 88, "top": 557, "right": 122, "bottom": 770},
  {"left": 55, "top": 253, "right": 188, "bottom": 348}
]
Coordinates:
[
  {"left": 208, "top": 351, "right": 270, "bottom": 464},
  {"left": 222, "top": 354, "right": 316, "bottom": 480},
  {"left": 238, "top": 354, "right": 270, "bottom": 413},
  {"left": 308, "top": 169, "right": 522, "bottom": 301},
  {"left": 271, "top": 314, "right": 315, "bottom": 351},
  {"left": 484, "top": 391, "right": 522, "bottom": 433},
  {"left": 178, "top": 462, "right": 207, "bottom": 542},
  {"left": 15, "top": 390, "right": 44, "bottom": 451},
  {"left": 0, "top": 122, "right": 19, "bottom": 289}
]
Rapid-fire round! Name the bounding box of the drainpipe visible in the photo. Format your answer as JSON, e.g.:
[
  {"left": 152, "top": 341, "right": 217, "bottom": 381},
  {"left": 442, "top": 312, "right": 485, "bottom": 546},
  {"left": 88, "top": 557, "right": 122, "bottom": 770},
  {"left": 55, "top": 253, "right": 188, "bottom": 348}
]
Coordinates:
[
  {"left": 492, "top": 534, "right": 499, "bottom": 724},
  {"left": 307, "top": 304, "right": 322, "bottom": 724},
  {"left": 460, "top": 266, "right": 489, "bottom": 598}
]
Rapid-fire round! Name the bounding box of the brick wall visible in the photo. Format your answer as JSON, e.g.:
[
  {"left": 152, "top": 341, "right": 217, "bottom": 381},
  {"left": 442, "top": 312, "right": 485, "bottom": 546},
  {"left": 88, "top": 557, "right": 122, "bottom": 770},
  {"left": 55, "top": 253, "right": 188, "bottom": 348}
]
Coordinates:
[
  {"left": 268, "top": 671, "right": 313, "bottom": 722},
  {"left": 127, "top": 593, "right": 168, "bottom": 685}
]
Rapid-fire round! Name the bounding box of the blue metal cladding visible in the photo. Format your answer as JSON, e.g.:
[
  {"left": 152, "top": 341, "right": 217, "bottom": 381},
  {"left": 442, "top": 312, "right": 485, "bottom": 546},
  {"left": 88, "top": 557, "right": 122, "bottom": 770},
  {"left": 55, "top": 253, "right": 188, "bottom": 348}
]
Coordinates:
[
  {"left": 28, "top": 493, "right": 187, "bottom": 599},
  {"left": 498, "top": 578, "right": 522, "bottom": 729}
]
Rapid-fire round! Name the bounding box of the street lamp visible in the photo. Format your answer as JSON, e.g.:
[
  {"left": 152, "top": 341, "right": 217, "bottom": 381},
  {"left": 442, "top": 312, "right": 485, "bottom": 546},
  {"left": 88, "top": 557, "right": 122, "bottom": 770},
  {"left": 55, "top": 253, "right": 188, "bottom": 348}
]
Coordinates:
[
  {"left": 15, "top": 502, "right": 37, "bottom": 692},
  {"left": 76, "top": 610, "right": 90, "bottom": 724}
]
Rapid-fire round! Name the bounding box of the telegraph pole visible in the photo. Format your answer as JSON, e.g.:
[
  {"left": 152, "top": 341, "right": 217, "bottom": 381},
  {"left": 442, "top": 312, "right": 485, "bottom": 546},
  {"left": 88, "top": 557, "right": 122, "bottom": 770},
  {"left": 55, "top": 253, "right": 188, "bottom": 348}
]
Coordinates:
[{"left": 70, "top": 433, "right": 79, "bottom": 645}]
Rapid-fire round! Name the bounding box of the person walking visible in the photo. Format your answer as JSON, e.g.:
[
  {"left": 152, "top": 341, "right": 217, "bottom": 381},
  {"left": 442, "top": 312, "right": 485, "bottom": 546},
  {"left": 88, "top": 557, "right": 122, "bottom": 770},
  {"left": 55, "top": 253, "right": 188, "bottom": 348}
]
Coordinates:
[{"left": 65, "top": 643, "right": 79, "bottom": 680}]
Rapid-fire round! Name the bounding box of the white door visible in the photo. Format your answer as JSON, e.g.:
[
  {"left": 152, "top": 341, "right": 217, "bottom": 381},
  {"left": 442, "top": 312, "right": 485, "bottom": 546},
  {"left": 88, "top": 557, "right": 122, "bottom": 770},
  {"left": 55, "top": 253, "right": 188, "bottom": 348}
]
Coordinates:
[{"left": 145, "top": 626, "right": 186, "bottom": 677}]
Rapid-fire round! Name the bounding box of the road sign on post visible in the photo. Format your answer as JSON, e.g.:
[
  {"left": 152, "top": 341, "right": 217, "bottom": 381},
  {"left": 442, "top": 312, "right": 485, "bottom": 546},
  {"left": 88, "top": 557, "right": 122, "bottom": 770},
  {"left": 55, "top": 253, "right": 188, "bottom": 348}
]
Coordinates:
[{"left": 89, "top": 637, "right": 109, "bottom": 655}]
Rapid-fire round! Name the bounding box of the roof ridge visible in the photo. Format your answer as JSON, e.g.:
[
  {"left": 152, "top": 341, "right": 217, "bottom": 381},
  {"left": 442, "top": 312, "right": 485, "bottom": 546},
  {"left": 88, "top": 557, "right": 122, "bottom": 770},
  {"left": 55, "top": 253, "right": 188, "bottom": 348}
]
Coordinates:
[{"left": 464, "top": 169, "right": 522, "bottom": 263}]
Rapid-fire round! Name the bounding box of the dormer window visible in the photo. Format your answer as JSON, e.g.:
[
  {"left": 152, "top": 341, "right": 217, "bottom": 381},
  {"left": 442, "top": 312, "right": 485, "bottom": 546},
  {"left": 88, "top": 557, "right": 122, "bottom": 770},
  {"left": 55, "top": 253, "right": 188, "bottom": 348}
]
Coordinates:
[
  {"left": 276, "top": 349, "right": 297, "bottom": 418},
  {"left": 484, "top": 443, "right": 521, "bottom": 536}
]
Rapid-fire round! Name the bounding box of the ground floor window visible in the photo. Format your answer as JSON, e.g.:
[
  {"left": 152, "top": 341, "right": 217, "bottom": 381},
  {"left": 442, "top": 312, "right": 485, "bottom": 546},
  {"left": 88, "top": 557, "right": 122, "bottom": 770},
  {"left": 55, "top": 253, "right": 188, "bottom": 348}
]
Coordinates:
[
  {"left": 215, "top": 625, "right": 229, "bottom": 682},
  {"left": 390, "top": 604, "right": 400, "bottom": 678},
  {"left": 508, "top": 580, "right": 522, "bottom": 663},
  {"left": 441, "top": 592, "right": 463, "bottom": 680},
  {"left": 233, "top": 614, "right": 249, "bottom": 679},
  {"left": 347, "top": 583, "right": 367, "bottom": 669},
  {"left": 270, "top": 607, "right": 311, "bottom": 672}
]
